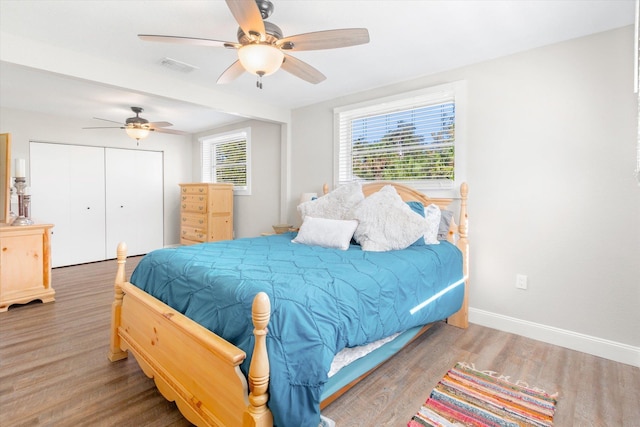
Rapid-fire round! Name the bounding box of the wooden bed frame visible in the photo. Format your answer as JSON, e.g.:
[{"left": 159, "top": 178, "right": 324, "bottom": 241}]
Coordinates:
[{"left": 108, "top": 181, "right": 469, "bottom": 427}]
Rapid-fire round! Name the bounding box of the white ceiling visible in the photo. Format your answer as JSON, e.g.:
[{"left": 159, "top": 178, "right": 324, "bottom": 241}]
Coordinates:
[{"left": 0, "top": 0, "right": 635, "bottom": 134}]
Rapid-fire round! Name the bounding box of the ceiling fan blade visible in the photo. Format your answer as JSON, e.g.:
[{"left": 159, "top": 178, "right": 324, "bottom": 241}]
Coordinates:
[
  {"left": 281, "top": 54, "right": 326, "bottom": 84},
  {"left": 149, "top": 121, "right": 173, "bottom": 128},
  {"left": 92, "top": 117, "right": 124, "bottom": 125},
  {"left": 225, "top": 0, "right": 265, "bottom": 41},
  {"left": 217, "top": 60, "right": 246, "bottom": 84},
  {"left": 82, "top": 126, "right": 124, "bottom": 130},
  {"left": 138, "top": 34, "right": 238, "bottom": 48},
  {"left": 152, "top": 127, "right": 189, "bottom": 135},
  {"left": 276, "top": 28, "right": 370, "bottom": 51}
]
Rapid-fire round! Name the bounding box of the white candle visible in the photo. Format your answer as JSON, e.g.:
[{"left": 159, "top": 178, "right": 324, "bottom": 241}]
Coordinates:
[{"left": 15, "top": 158, "right": 26, "bottom": 177}]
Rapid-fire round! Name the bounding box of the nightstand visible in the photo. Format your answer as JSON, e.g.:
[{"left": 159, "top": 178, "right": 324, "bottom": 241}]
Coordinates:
[{"left": 0, "top": 223, "right": 55, "bottom": 311}]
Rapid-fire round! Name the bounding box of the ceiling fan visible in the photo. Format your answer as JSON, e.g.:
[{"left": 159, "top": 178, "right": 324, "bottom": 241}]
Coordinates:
[
  {"left": 138, "top": 0, "right": 370, "bottom": 88},
  {"left": 83, "top": 106, "right": 188, "bottom": 144}
]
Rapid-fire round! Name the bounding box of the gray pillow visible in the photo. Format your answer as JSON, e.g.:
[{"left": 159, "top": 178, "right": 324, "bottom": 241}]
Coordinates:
[{"left": 438, "top": 210, "right": 454, "bottom": 240}]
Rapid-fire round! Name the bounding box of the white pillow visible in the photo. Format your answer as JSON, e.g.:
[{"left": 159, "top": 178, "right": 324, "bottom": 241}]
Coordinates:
[
  {"left": 350, "top": 185, "right": 427, "bottom": 252},
  {"left": 298, "top": 182, "right": 364, "bottom": 220},
  {"left": 423, "top": 204, "right": 441, "bottom": 245},
  {"left": 292, "top": 216, "right": 359, "bottom": 250}
]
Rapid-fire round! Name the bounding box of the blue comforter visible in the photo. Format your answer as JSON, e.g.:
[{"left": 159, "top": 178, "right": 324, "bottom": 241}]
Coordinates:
[{"left": 130, "top": 233, "right": 464, "bottom": 426}]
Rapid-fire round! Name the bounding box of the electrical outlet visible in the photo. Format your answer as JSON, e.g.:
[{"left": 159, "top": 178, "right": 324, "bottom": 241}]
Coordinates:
[{"left": 516, "top": 274, "right": 528, "bottom": 290}]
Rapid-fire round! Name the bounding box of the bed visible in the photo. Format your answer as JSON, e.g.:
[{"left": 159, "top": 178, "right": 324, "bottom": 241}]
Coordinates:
[{"left": 108, "top": 181, "right": 469, "bottom": 427}]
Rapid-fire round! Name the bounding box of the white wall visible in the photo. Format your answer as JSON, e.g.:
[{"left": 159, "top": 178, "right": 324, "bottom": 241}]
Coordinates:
[
  {"left": 0, "top": 107, "right": 193, "bottom": 246},
  {"left": 1, "top": 107, "right": 285, "bottom": 244},
  {"left": 290, "top": 26, "right": 640, "bottom": 365},
  {"left": 194, "top": 119, "right": 282, "bottom": 239}
]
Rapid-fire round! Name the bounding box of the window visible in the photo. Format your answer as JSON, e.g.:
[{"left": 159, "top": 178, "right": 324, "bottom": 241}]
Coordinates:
[
  {"left": 200, "top": 128, "right": 251, "bottom": 195},
  {"left": 335, "top": 81, "right": 465, "bottom": 191}
]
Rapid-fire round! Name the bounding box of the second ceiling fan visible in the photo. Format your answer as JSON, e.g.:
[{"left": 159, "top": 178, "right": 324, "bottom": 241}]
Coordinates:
[
  {"left": 84, "top": 107, "right": 188, "bottom": 144},
  {"left": 139, "top": 0, "right": 370, "bottom": 88}
]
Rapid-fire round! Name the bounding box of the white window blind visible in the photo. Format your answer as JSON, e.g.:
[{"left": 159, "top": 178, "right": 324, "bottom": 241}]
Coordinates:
[
  {"left": 200, "top": 128, "right": 251, "bottom": 195},
  {"left": 335, "top": 83, "right": 464, "bottom": 190}
]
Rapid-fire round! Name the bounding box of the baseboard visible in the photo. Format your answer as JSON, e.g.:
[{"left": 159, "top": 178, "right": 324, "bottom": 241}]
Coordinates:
[{"left": 469, "top": 308, "right": 640, "bottom": 368}]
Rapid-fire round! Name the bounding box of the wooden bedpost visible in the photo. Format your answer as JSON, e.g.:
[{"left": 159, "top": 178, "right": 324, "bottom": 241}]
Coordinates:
[
  {"left": 108, "top": 242, "right": 129, "bottom": 362},
  {"left": 244, "top": 292, "right": 273, "bottom": 427},
  {"left": 447, "top": 183, "right": 469, "bottom": 328}
]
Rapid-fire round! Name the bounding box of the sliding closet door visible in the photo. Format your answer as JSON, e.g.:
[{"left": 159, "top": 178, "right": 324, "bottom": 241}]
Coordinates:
[
  {"left": 30, "top": 142, "right": 106, "bottom": 267},
  {"left": 105, "top": 148, "right": 163, "bottom": 258}
]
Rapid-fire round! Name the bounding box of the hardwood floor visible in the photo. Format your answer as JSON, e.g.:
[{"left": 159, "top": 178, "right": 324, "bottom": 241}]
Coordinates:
[{"left": 1, "top": 258, "right": 638, "bottom": 426}]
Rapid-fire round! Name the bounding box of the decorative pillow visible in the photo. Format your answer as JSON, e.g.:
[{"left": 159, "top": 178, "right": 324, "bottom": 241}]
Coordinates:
[
  {"left": 423, "top": 204, "right": 441, "bottom": 245},
  {"left": 292, "top": 216, "right": 358, "bottom": 250},
  {"left": 350, "top": 185, "right": 427, "bottom": 252},
  {"left": 406, "top": 201, "right": 426, "bottom": 246},
  {"left": 438, "top": 209, "right": 454, "bottom": 240},
  {"left": 297, "top": 182, "right": 364, "bottom": 220}
]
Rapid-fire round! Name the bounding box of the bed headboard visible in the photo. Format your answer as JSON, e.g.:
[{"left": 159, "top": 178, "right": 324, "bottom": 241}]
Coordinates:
[
  {"left": 361, "top": 181, "right": 452, "bottom": 210},
  {"left": 322, "top": 181, "right": 468, "bottom": 243},
  {"left": 322, "top": 181, "right": 464, "bottom": 211}
]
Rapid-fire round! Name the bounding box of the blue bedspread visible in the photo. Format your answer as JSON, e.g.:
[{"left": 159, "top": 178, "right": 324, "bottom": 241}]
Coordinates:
[{"left": 130, "top": 233, "right": 464, "bottom": 426}]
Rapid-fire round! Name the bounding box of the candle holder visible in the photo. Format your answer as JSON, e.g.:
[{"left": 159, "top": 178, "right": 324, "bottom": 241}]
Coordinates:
[
  {"left": 8, "top": 185, "right": 17, "bottom": 224},
  {"left": 12, "top": 177, "right": 34, "bottom": 226}
]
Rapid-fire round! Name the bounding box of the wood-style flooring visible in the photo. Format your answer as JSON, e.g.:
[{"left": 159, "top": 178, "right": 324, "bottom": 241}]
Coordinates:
[{"left": 1, "top": 257, "right": 638, "bottom": 426}]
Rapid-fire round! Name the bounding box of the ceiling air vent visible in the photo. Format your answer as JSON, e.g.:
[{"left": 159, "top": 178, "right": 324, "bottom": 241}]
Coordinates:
[{"left": 159, "top": 57, "right": 198, "bottom": 73}]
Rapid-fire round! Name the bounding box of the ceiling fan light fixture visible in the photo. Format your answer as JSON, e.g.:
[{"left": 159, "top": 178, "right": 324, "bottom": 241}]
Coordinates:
[
  {"left": 237, "top": 44, "right": 284, "bottom": 77},
  {"left": 125, "top": 124, "right": 151, "bottom": 141}
]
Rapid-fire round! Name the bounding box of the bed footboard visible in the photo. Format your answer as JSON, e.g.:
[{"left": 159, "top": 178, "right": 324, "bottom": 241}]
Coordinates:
[{"left": 108, "top": 242, "right": 273, "bottom": 427}]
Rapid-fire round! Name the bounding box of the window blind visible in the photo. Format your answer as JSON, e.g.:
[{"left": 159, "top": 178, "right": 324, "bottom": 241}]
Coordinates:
[
  {"left": 201, "top": 129, "right": 250, "bottom": 193},
  {"left": 337, "top": 90, "right": 456, "bottom": 188}
]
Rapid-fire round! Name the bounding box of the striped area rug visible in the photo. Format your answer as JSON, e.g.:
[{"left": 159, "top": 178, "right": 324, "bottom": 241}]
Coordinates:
[{"left": 408, "top": 362, "right": 557, "bottom": 427}]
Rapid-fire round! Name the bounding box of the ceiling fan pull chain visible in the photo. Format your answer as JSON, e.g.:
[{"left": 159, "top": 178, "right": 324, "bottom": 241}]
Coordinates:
[{"left": 256, "top": 73, "right": 264, "bottom": 89}]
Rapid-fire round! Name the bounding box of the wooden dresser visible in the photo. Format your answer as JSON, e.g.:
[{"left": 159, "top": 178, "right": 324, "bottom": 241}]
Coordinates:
[
  {"left": 0, "top": 223, "right": 55, "bottom": 312},
  {"left": 179, "top": 183, "right": 234, "bottom": 245}
]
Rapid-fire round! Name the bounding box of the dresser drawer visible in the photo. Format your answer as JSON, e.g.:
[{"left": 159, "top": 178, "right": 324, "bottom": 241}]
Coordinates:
[
  {"left": 181, "top": 200, "right": 207, "bottom": 213},
  {"left": 181, "top": 226, "right": 207, "bottom": 242},
  {"left": 181, "top": 194, "right": 207, "bottom": 203},
  {"left": 180, "top": 185, "right": 208, "bottom": 195},
  {"left": 180, "top": 237, "right": 200, "bottom": 246},
  {"left": 181, "top": 213, "right": 207, "bottom": 228}
]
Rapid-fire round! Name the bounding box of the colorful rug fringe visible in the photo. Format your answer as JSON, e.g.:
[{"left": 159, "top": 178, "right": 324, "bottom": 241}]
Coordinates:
[{"left": 408, "top": 362, "right": 558, "bottom": 427}]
